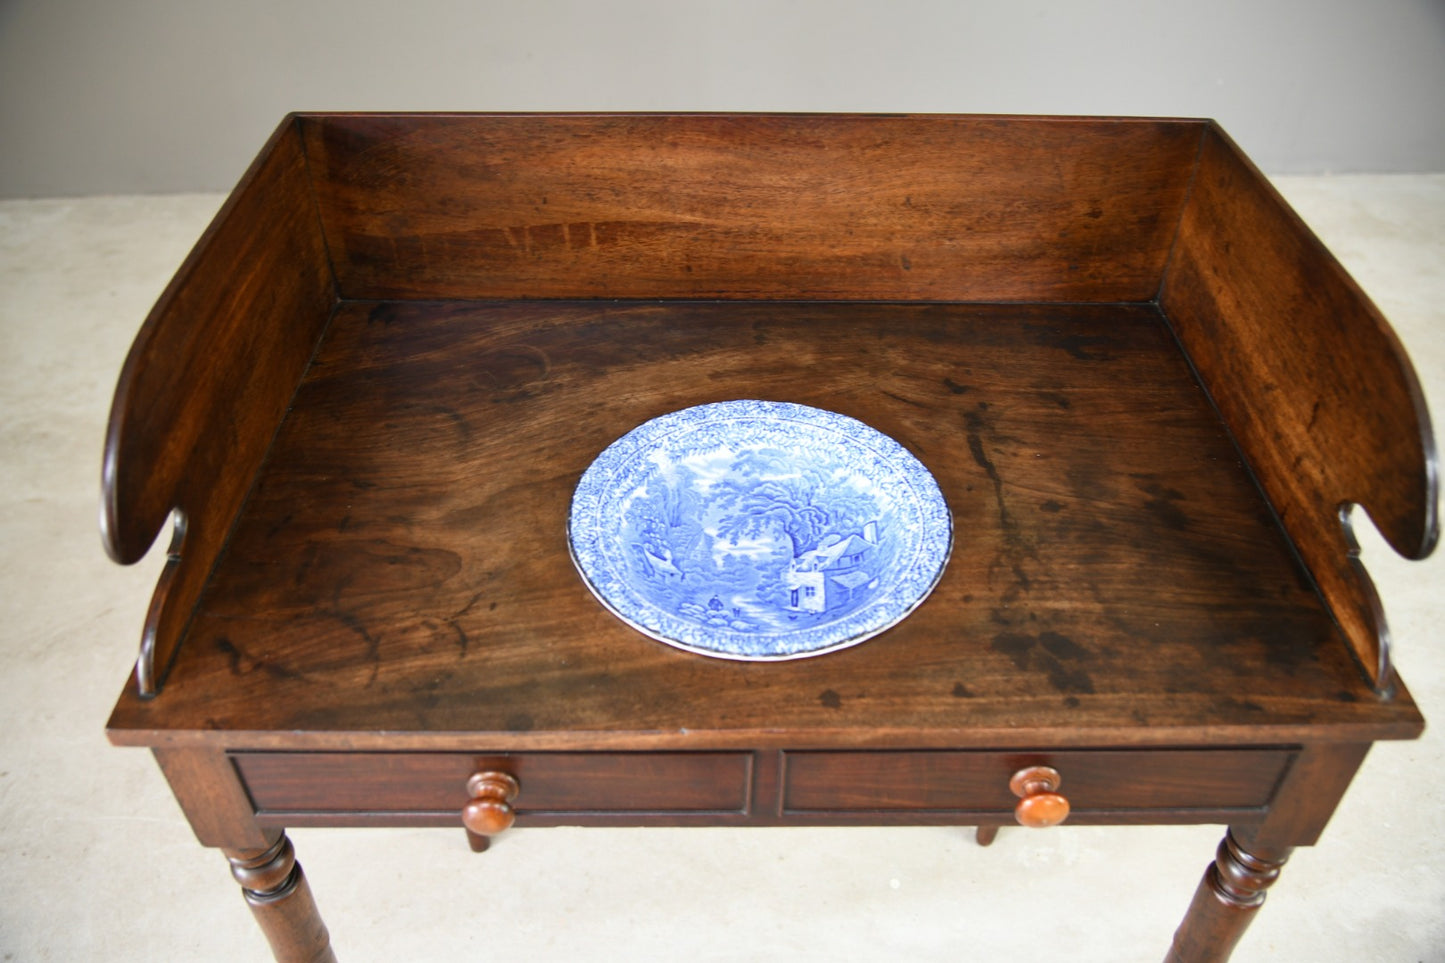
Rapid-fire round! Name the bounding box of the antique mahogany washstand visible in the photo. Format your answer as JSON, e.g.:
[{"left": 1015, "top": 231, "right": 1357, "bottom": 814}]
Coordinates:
[{"left": 101, "top": 114, "right": 1437, "bottom": 962}]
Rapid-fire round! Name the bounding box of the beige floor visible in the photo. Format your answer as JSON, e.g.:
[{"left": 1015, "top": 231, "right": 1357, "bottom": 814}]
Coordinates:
[{"left": 1, "top": 179, "right": 1441, "bottom": 962}]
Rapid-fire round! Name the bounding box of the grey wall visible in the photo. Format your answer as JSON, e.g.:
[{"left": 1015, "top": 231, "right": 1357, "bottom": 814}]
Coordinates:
[{"left": 2, "top": 0, "right": 1443, "bottom": 196}]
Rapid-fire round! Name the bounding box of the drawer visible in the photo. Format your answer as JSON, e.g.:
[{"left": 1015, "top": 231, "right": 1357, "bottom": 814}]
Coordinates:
[
  {"left": 781, "top": 748, "right": 1295, "bottom": 814},
  {"left": 233, "top": 751, "right": 752, "bottom": 816}
]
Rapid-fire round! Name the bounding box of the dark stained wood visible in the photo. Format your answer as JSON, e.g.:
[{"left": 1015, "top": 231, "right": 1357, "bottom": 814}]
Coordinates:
[
  {"left": 1230, "top": 742, "right": 1370, "bottom": 856},
  {"left": 152, "top": 747, "right": 272, "bottom": 850},
  {"left": 1164, "top": 744, "right": 1368, "bottom": 962},
  {"left": 235, "top": 751, "right": 752, "bottom": 815},
  {"left": 99, "top": 114, "right": 1437, "bottom": 963},
  {"left": 231, "top": 747, "right": 1291, "bottom": 821},
  {"left": 781, "top": 749, "right": 1291, "bottom": 814},
  {"left": 1165, "top": 830, "right": 1289, "bottom": 963},
  {"left": 101, "top": 114, "right": 337, "bottom": 694},
  {"left": 106, "top": 301, "right": 1422, "bottom": 748},
  {"left": 260, "top": 806, "right": 1277, "bottom": 832},
  {"left": 299, "top": 113, "right": 1203, "bottom": 302},
  {"left": 1159, "top": 124, "right": 1439, "bottom": 690},
  {"left": 225, "top": 832, "right": 336, "bottom": 963}
]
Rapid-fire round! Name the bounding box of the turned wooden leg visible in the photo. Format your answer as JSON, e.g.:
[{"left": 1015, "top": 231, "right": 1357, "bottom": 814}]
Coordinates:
[
  {"left": 974, "top": 825, "right": 1000, "bottom": 847},
  {"left": 1165, "top": 829, "right": 1290, "bottom": 963},
  {"left": 225, "top": 831, "right": 337, "bottom": 963}
]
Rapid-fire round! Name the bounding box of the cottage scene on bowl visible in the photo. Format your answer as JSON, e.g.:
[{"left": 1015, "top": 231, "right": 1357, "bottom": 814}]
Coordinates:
[{"left": 568, "top": 400, "right": 953, "bottom": 660}]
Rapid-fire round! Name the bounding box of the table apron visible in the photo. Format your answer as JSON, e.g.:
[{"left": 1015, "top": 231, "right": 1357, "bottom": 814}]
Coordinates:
[{"left": 231, "top": 746, "right": 1297, "bottom": 827}]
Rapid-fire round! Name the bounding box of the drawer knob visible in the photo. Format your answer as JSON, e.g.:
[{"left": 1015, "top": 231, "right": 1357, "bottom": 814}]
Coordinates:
[
  {"left": 462, "top": 771, "right": 520, "bottom": 850},
  {"left": 1009, "top": 765, "right": 1070, "bottom": 828}
]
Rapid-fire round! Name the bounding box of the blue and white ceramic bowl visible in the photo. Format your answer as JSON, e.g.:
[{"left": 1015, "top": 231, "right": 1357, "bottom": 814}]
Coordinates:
[{"left": 568, "top": 400, "right": 952, "bottom": 660}]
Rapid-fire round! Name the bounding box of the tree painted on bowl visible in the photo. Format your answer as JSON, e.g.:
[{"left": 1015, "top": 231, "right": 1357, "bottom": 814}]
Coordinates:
[
  {"left": 618, "top": 444, "right": 894, "bottom": 632},
  {"left": 569, "top": 401, "right": 951, "bottom": 660}
]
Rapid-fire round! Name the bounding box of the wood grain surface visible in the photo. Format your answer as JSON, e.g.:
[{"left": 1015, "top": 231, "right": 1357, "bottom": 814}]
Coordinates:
[
  {"left": 227, "top": 746, "right": 1291, "bottom": 827},
  {"left": 779, "top": 748, "right": 1292, "bottom": 812},
  {"left": 96, "top": 114, "right": 1437, "bottom": 963},
  {"left": 1160, "top": 125, "right": 1439, "bottom": 690},
  {"left": 299, "top": 113, "right": 1202, "bottom": 302},
  {"left": 235, "top": 751, "right": 753, "bottom": 815},
  {"left": 106, "top": 300, "right": 1422, "bottom": 747},
  {"left": 100, "top": 115, "right": 337, "bottom": 693}
]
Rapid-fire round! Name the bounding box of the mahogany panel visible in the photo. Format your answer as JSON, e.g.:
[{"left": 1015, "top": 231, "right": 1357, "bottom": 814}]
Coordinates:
[
  {"left": 234, "top": 751, "right": 751, "bottom": 814},
  {"left": 260, "top": 807, "right": 1276, "bottom": 831},
  {"left": 96, "top": 113, "right": 1437, "bottom": 963},
  {"left": 1160, "top": 125, "right": 1438, "bottom": 690},
  {"left": 101, "top": 114, "right": 337, "bottom": 694},
  {"left": 153, "top": 747, "right": 272, "bottom": 849},
  {"left": 1231, "top": 742, "right": 1370, "bottom": 853},
  {"left": 780, "top": 748, "right": 1293, "bottom": 813},
  {"left": 106, "top": 301, "right": 1423, "bottom": 747},
  {"left": 299, "top": 113, "right": 1203, "bottom": 302}
]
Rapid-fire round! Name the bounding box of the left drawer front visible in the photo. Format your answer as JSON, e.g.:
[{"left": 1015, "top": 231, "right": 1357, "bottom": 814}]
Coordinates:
[{"left": 233, "top": 751, "right": 752, "bottom": 816}]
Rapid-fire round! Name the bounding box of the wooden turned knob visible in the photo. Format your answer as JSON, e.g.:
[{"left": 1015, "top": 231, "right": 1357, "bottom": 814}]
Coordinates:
[
  {"left": 462, "top": 771, "right": 520, "bottom": 836},
  {"left": 1009, "top": 765, "right": 1069, "bottom": 828}
]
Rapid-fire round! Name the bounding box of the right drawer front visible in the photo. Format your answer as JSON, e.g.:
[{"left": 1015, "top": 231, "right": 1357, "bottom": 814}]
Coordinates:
[{"left": 781, "top": 749, "right": 1295, "bottom": 814}]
